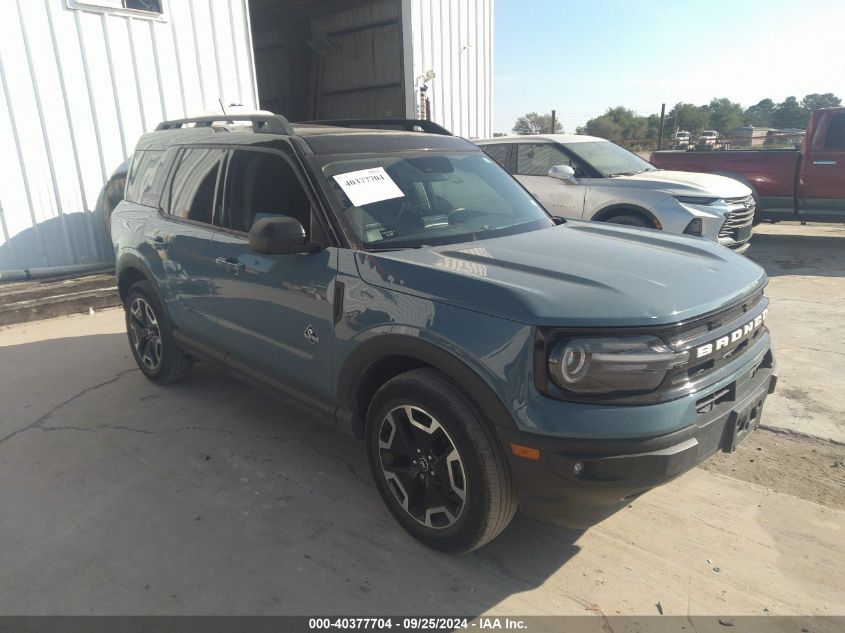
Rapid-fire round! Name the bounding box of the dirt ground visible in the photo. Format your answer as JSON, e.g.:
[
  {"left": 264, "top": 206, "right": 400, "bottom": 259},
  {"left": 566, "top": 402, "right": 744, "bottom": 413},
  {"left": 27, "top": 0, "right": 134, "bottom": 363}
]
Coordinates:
[{"left": 701, "top": 430, "right": 845, "bottom": 510}]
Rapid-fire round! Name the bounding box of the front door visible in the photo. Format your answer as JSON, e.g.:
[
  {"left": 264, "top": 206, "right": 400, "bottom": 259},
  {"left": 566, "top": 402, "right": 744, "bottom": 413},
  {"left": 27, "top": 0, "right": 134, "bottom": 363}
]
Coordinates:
[
  {"left": 514, "top": 143, "right": 587, "bottom": 218},
  {"left": 210, "top": 147, "right": 337, "bottom": 402},
  {"left": 799, "top": 111, "right": 845, "bottom": 219}
]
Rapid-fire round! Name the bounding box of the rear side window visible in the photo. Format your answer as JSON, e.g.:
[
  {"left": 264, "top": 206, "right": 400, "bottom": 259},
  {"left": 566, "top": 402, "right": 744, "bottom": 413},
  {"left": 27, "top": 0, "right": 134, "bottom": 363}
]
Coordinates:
[
  {"left": 516, "top": 144, "right": 571, "bottom": 176},
  {"left": 481, "top": 144, "right": 510, "bottom": 170},
  {"left": 823, "top": 113, "right": 845, "bottom": 150},
  {"left": 125, "top": 150, "right": 164, "bottom": 206},
  {"left": 165, "top": 148, "right": 225, "bottom": 224}
]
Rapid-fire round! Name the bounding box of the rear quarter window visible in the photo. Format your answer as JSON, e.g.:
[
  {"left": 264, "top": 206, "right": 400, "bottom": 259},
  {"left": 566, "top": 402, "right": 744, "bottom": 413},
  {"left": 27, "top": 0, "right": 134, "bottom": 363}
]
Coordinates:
[{"left": 125, "top": 150, "right": 165, "bottom": 206}]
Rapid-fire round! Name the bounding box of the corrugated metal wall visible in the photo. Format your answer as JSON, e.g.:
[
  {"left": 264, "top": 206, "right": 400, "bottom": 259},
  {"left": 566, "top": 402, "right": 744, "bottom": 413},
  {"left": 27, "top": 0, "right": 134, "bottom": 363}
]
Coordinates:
[
  {"left": 0, "top": 0, "right": 258, "bottom": 271},
  {"left": 408, "top": 0, "right": 493, "bottom": 139},
  {"left": 0, "top": 0, "right": 493, "bottom": 273}
]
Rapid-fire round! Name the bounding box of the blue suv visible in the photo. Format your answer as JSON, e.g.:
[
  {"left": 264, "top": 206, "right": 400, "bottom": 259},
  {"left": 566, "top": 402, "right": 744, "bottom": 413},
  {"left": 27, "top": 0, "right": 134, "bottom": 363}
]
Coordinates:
[{"left": 112, "top": 114, "right": 777, "bottom": 553}]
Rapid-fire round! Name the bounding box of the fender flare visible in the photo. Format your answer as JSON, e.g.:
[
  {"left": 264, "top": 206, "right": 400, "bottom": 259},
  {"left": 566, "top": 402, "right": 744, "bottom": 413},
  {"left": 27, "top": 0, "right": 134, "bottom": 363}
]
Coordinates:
[
  {"left": 336, "top": 333, "right": 517, "bottom": 439},
  {"left": 116, "top": 252, "right": 160, "bottom": 303},
  {"left": 591, "top": 203, "right": 662, "bottom": 229}
]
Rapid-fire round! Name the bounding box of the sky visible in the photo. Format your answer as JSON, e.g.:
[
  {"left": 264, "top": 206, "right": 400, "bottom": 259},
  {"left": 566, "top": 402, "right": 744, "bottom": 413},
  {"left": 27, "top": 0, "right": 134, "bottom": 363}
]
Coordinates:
[{"left": 493, "top": 0, "right": 845, "bottom": 134}]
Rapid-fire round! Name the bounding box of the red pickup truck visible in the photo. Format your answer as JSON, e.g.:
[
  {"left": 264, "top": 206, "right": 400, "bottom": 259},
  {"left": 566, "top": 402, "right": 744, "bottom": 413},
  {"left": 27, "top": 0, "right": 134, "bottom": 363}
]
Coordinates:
[{"left": 651, "top": 108, "right": 845, "bottom": 223}]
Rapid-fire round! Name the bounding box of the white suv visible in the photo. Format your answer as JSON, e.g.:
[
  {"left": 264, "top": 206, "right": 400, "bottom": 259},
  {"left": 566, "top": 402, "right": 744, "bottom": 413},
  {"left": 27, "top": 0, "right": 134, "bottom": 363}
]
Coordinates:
[{"left": 476, "top": 134, "right": 755, "bottom": 253}]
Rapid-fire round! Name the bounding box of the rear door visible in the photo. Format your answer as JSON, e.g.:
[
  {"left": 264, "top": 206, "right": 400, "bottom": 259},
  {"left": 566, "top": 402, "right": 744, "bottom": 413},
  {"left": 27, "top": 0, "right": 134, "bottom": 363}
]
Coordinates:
[
  {"left": 514, "top": 143, "right": 587, "bottom": 218},
  {"left": 146, "top": 146, "right": 225, "bottom": 345},
  {"left": 799, "top": 110, "right": 845, "bottom": 219},
  {"left": 210, "top": 146, "right": 337, "bottom": 403}
]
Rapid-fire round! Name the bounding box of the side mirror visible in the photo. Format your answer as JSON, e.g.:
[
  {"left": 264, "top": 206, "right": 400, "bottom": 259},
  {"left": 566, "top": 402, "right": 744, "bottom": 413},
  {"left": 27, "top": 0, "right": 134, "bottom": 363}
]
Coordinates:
[
  {"left": 248, "top": 216, "right": 322, "bottom": 255},
  {"left": 548, "top": 164, "right": 578, "bottom": 184}
]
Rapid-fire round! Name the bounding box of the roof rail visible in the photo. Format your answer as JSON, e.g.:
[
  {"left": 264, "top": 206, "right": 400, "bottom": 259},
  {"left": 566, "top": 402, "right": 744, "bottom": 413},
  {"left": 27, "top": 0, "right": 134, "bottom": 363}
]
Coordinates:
[
  {"left": 297, "top": 118, "right": 452, "bottom": 136},
  {"left": 155, "top": 113, "right": 296, "bottom": 136}
]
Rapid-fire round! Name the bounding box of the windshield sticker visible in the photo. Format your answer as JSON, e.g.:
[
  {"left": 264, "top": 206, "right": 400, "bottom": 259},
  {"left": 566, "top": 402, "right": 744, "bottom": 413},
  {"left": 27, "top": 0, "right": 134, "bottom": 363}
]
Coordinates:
[{"left": 333, "top": 167, "right": 404, "bottom": 207}]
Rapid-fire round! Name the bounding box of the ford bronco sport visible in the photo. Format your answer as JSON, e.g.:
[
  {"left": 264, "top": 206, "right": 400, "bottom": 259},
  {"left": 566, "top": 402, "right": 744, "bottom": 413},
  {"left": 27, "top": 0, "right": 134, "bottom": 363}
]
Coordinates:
[{"left": 112, "top": 113, "right": 777, "bottom": 553}]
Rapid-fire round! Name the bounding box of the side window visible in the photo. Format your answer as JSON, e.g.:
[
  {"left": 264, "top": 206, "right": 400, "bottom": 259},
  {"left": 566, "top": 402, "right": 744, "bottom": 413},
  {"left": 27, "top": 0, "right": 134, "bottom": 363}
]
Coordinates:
[
  {"left": 516, "top": 144, "right": 572, "bottom": 176},
  {"left": 219, "top": 149, "right": 322, "bottom": 241},
  {"left": 823, "top": 113, "right": 845, "bottom": 150},
  {"left": 481, "top": 144, "right": 510, "bottom": 171},
  {"left": 125, "top": 150, "right": 164, "bottom": 206},
  {"left": 166, "top": 148, "right": 225, "bottom": 224}
]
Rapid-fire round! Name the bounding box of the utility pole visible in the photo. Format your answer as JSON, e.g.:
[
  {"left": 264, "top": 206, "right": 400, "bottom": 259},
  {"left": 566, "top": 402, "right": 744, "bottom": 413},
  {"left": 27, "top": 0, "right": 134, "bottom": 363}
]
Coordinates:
[
  {"left": 550, "top": 110, "right": 556, "bottom": 134},
  {"left": 657, "top": 103, "right": 666, "bottom": 150}
]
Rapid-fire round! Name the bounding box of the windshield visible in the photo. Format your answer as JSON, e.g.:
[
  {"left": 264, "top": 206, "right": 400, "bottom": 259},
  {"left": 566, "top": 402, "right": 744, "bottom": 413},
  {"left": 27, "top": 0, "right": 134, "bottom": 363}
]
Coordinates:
[
  {"left": 313, "top": 151, "right": 554, "bottom": 249},
  {"left": 563, "top": 140, "right": 656, "bottom": 177}
]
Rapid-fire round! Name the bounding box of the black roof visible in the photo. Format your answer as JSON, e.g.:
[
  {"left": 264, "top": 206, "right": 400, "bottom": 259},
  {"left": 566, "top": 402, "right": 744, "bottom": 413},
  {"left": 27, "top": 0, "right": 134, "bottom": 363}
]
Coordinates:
[{"left": 136, "top": 115, "right": 475, "bottom": 155}]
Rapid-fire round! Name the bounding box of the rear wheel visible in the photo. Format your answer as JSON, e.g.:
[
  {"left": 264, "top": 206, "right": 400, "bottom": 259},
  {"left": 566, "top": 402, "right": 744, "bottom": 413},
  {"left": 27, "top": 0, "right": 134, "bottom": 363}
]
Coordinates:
[
  {"left": 366, "top": 368, "right": 517, "bottom": 553},
  {"left": 124, "top": 281, "right": 192, "bottom": 383}
]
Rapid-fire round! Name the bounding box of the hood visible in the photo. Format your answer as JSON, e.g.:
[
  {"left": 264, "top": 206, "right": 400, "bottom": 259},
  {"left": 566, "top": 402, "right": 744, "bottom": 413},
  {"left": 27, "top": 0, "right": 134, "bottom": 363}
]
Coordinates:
[
  {"left": 354, "top": 223, "right": 766, "bottom": 327},
  {"left": 608, "top": 170, "right": 751, "bottom": 199}
]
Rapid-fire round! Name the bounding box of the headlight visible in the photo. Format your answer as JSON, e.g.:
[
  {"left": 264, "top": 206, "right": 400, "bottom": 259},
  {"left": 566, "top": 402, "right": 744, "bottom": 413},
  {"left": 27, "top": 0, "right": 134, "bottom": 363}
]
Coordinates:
[
  {"left": 676, "top": 195, "right": 719, "bottom": 205},
  {"left": 548, "top": 336, "right": 689, "bottom": 394}
]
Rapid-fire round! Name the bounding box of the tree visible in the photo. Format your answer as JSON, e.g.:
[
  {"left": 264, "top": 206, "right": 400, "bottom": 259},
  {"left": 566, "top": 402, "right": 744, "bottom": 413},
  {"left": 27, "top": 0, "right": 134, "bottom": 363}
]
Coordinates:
[
  {"left": 577, "top": 106, "right": 649, "bottom": 144},
  {"left": 578, "top": 116, "right": 622, "bottom": 140},
  {"left": 512, "top": 112, "right": 563, "bottom": 135},
  {"left": 744, "top": 99, "right": 776, "bottom": 127},
  {"left": 772, "top": 96, "right": 806, "bottom": 129},
  {"left": 708, "top": 98, "right": 745, "bottom": 133},
  {"left": 801, "top": 92, "right": 842, "bottom": 112},
  {"left": 668, "top": 102, "right": 710, "bottom": 135}
]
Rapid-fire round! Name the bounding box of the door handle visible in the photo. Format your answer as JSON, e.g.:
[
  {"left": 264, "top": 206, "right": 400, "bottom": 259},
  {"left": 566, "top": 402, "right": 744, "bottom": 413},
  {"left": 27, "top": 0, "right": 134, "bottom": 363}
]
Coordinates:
[
  {"left": 215, "top": 256, "right": 245, "bottom": 275},
  {"left": 151, "top": 236, "right": 168, "bottom": 250},
  {"left": 813, "top": 160, "right": 837, "bottom": 166}
]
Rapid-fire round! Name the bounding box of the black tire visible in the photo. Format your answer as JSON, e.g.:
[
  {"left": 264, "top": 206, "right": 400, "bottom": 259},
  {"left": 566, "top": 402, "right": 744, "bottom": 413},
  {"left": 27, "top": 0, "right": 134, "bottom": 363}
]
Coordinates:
[
  {"left": 366, "top": 368, "right": 517, "bottom": 553},
  {"left": 602, "top": 212, "right": 652, "bottom": 228},
  {"left": 124, "top": 280, "right": 192, "bottom": 383}
]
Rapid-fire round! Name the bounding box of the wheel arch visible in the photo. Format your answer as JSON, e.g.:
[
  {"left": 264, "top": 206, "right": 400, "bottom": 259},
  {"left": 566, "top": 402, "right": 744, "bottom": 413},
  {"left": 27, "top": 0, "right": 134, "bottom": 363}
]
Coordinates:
[
  {"left": 336, "top": 334, "right": 517, "bottom": 441},
  {"left": 116, "top": 253, "right": 158, "bottom": 303},
  {"left": 590, "top": 203, "right": 662, "bottom": 229}
]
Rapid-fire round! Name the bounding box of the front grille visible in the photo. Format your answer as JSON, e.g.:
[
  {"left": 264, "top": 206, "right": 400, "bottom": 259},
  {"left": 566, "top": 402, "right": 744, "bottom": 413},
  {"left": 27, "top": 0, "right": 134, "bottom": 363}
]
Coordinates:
[
  {"left": 666, "top": 291, "right": 769, "bottom": 395},
  {"left": 719, "top": 195, "right": 755, "bottom": 246}
]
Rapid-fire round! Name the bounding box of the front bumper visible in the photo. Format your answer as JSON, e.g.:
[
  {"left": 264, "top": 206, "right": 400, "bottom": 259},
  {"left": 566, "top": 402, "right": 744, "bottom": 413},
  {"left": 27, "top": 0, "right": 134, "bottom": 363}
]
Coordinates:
[{"left": 498, "top": 351, "right": 777, "bottom": 528}]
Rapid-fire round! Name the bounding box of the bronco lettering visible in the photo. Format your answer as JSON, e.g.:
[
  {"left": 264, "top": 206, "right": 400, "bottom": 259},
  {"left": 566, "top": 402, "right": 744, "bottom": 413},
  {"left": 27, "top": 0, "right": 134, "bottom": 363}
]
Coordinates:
[{"left": 696, "top": 308, "right": 769, "bottom": 359}]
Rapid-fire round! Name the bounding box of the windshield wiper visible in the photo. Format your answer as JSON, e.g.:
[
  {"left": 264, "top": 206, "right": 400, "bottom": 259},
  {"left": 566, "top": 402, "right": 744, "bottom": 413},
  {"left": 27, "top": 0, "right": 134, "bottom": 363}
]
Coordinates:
[
  {"left": 362, "top": 244, "right": 424, "bottom": 252},
  {"left": 608, "top": 168, "right": 653, "bottom": 177}
]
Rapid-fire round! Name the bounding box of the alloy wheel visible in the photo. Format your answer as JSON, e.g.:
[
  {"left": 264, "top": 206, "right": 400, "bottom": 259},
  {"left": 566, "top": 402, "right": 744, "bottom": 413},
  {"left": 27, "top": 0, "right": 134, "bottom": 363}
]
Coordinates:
[
  {"left": 377, "top": 405, "right": 467, "bottom": 529},
  {"left": 128, "top": 297, "right": 163, "bottom": 371}
]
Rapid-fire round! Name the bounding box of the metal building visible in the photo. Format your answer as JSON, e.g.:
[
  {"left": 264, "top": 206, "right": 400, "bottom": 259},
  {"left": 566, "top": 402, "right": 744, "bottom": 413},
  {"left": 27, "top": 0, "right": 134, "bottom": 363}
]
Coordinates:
[{"left": 0, "top": 0, "right": 494, "bottom": 274}]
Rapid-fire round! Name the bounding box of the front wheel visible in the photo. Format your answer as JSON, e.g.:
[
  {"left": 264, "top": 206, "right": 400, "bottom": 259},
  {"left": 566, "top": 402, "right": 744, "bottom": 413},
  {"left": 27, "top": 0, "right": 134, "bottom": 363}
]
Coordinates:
[
  {"left": 366, "top": 368, "right": 517, "bottom": 553},
  {"left": 602, "top": 212, "right": 652, "bottom": 228}
]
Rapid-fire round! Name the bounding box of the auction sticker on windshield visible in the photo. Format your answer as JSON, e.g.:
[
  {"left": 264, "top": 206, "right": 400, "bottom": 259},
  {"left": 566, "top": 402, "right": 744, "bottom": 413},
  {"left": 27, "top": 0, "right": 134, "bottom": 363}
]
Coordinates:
[{"left": 333, "top": 167, "right": 404, "bottom": 207}]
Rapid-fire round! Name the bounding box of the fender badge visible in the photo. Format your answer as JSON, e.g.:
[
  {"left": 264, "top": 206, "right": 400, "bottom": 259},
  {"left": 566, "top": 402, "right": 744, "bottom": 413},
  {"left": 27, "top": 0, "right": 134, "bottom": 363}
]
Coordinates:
[{"left": 304, "top": 324, "right": 319, "bottom": 345}]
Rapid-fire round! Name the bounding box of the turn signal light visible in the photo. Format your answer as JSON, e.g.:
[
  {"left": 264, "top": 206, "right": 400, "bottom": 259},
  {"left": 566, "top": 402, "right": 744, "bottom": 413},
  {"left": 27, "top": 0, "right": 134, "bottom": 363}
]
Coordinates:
[{"left": 510, "top": 443, "right": 541, "bottom": 461}]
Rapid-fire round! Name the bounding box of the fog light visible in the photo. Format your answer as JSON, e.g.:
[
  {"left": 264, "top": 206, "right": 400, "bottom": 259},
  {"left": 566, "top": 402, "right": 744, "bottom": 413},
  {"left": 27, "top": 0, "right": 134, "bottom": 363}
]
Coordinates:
[
  {"left": 574, "top": 461, "right": 583, "bottom": 475},
  {"left": 683, "top": 218, "right": 703, "bottom": 236}
]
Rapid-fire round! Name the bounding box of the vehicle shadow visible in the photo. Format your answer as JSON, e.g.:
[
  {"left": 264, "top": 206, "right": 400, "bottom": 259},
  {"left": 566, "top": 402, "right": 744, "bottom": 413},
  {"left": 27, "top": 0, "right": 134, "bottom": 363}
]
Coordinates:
[
  {"left": 748, "top": 228, "right": 845, "bottom": 278},
  {"left": 0, "top": 329, "right": 585, "bottom": 615}
]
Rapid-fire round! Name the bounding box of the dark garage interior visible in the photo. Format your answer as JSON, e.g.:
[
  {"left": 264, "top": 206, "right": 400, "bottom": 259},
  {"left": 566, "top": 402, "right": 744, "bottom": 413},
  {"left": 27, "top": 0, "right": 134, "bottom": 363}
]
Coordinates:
[{"left": 247, "top": 0, "right": 409, "bottom": 122}]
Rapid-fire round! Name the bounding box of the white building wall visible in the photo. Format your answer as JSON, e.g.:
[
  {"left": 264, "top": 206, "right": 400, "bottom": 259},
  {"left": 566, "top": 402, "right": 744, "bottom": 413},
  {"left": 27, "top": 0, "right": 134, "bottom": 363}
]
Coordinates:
[
  {"left": 407, "top": 0, "right": 493, "bottom": 140},
  {"left": 0, "top": 0, "right": 257, "bottom": 271},
  {"left": 0, "top": 0, "right": 493, "bottom": 272}
]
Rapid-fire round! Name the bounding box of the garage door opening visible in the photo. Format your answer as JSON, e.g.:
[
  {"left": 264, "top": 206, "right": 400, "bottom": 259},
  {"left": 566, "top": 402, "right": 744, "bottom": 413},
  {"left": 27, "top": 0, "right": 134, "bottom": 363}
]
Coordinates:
[{"left": 247, "top": 0, "right": 410, "bottom": 122}]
